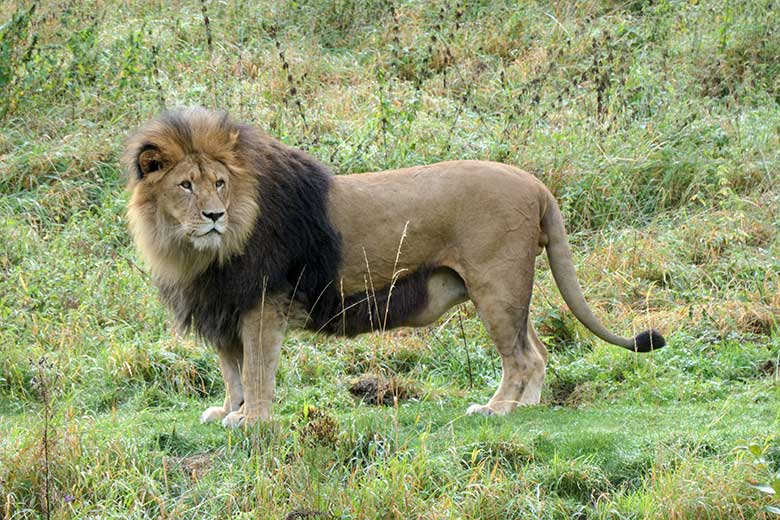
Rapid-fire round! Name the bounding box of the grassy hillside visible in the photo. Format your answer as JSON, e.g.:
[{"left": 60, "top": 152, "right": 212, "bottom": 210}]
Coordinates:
[{"left": 1, "top": 0, "right": 779, "bottom": 518}]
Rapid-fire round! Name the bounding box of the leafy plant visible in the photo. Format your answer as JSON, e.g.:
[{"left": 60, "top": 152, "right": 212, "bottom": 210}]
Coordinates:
[{"left": 735, "top": 434, "right": 780, "bottom": 515}]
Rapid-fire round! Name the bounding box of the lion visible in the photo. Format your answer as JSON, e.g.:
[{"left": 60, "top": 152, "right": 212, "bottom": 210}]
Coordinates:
[{"left": 123, "top": 108, "right": 665, "bottom": 427}]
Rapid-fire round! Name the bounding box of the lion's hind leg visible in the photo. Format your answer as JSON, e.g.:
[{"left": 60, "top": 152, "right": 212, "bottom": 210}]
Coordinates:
[
  {"left": 464, "top": 259, "right": 544, "bottom": 416},
  {"left": 466, "top": 318, "right": 545, "bottom": 416},
  {"left": 517, "top": 321, "right": 546, "bottom": 406},
  {"left": 200, "top": 345, "right": 244, "bottom": 423}
]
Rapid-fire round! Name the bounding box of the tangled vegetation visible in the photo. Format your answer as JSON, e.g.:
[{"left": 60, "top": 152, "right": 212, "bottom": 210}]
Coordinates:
[{"left": 1, "top": 0, "right": 778, "bottom": 518}]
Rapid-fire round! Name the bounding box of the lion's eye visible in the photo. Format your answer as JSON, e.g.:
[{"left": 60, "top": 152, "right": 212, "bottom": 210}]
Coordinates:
[
  {"left": 180, "top": 180, "right": 192, "bottom": 191},
  {"left": 215, "top": 179, "right": 225, "bottom": 189}
]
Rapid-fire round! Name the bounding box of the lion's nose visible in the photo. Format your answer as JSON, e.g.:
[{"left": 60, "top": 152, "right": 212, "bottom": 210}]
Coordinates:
[{"left": 202, "top": 211, "right": 225, "bottom": 222}]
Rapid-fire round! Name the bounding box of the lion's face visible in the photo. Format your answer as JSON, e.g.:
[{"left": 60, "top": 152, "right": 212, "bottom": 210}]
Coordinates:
[
  {"left": 124, "top": 109, "right": 260, "bottom": 281},
  {"left": 152, "top": 154, "right": 233, "bottom": 252}
]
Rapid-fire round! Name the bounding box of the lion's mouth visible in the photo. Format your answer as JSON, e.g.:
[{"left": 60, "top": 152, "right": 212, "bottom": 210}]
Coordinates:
[
  {"left": 197, "top": 228, "right": 223, "bottom": 237},
  {"left": 190, "top": 227, "right": 225, "bottom": 251}
]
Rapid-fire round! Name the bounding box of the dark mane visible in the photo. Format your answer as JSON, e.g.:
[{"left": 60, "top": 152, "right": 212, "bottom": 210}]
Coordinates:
[
  {"left": 150, "top": 110, "right": 431, "bottom": 346},
  {"left": 154, "top": 113, "right": 339, "bottom": 346}
]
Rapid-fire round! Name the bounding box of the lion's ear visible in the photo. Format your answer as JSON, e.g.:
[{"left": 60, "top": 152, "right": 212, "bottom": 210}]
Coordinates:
[{"left": 135, "top": 144, "right": 166, "bottom": 179}]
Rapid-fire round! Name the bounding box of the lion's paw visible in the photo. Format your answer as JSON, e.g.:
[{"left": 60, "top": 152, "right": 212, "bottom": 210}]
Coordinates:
[
  {"left": 466, "top": 403, "right": 496, "bottom": 416},
  {"left": 221, "top": 411, "right": 246, "bottom": 428},
  {"left": 200, "top": 406, "right": 227, "bottom": 424}
]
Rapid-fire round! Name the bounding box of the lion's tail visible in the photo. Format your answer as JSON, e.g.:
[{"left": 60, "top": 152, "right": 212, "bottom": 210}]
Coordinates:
[{"left": 540, "top": 191, "right": 665, "bottom": 352}]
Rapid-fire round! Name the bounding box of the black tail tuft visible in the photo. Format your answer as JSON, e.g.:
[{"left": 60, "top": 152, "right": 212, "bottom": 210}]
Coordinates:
[{"left": 631, "top": 329, "right": 666, "bottom": 352}]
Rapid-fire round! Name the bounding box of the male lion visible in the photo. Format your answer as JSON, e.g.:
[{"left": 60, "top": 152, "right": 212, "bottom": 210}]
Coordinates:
[{"left": 124, "top": 108, "right": 665, "bottom": 427}]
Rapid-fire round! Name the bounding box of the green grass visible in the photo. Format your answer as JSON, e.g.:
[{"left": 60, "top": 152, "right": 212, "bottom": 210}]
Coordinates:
[{"left": 1, "top": 0, "right": 780, "bottom": 518}]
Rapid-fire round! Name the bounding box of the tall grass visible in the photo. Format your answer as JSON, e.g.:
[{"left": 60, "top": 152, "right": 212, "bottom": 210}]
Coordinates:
[{"left": 1, "top": 0, "right": 779, "bottom": 517}]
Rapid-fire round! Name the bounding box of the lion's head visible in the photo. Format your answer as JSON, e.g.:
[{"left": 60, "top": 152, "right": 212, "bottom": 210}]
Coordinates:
[{"left": 123, "top": 108, "right": 260, "bottom": 282}]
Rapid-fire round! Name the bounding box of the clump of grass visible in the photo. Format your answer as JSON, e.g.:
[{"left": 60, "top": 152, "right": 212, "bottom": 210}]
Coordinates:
[
  {"left": 294, "top": 404, "right": 339, "bottom": 448},
  {"left": 283, "top": 509, "right": 330, "bottom": 520},
  {"left": 152, "top": 424, "right": 197, "bottom": 456},
  {"left": 616, "top": 449, "right": 768, "bottom": 518},
  {"left": 339, "top": 425, "right": 394, "bottom": 471},
  {"left": 459, "top": 440, "right": 534, "bottom": 472},
  {"left": 348, "top": 373, "right": 417, "bottom": 406},
  {"left": 541, "top": 455, "right": 612, "bottom": 502},
  {"left": 169, "top": 452, "right": 213, "bottom": 482}
]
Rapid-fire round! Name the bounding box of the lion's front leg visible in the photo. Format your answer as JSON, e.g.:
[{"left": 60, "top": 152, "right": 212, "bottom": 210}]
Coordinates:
[
  {"left": 200, "top": 345, "right": 244, "bottom": 423},
  {"left": 222, "top": 300, "right": 285, "bottom": 428}
]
